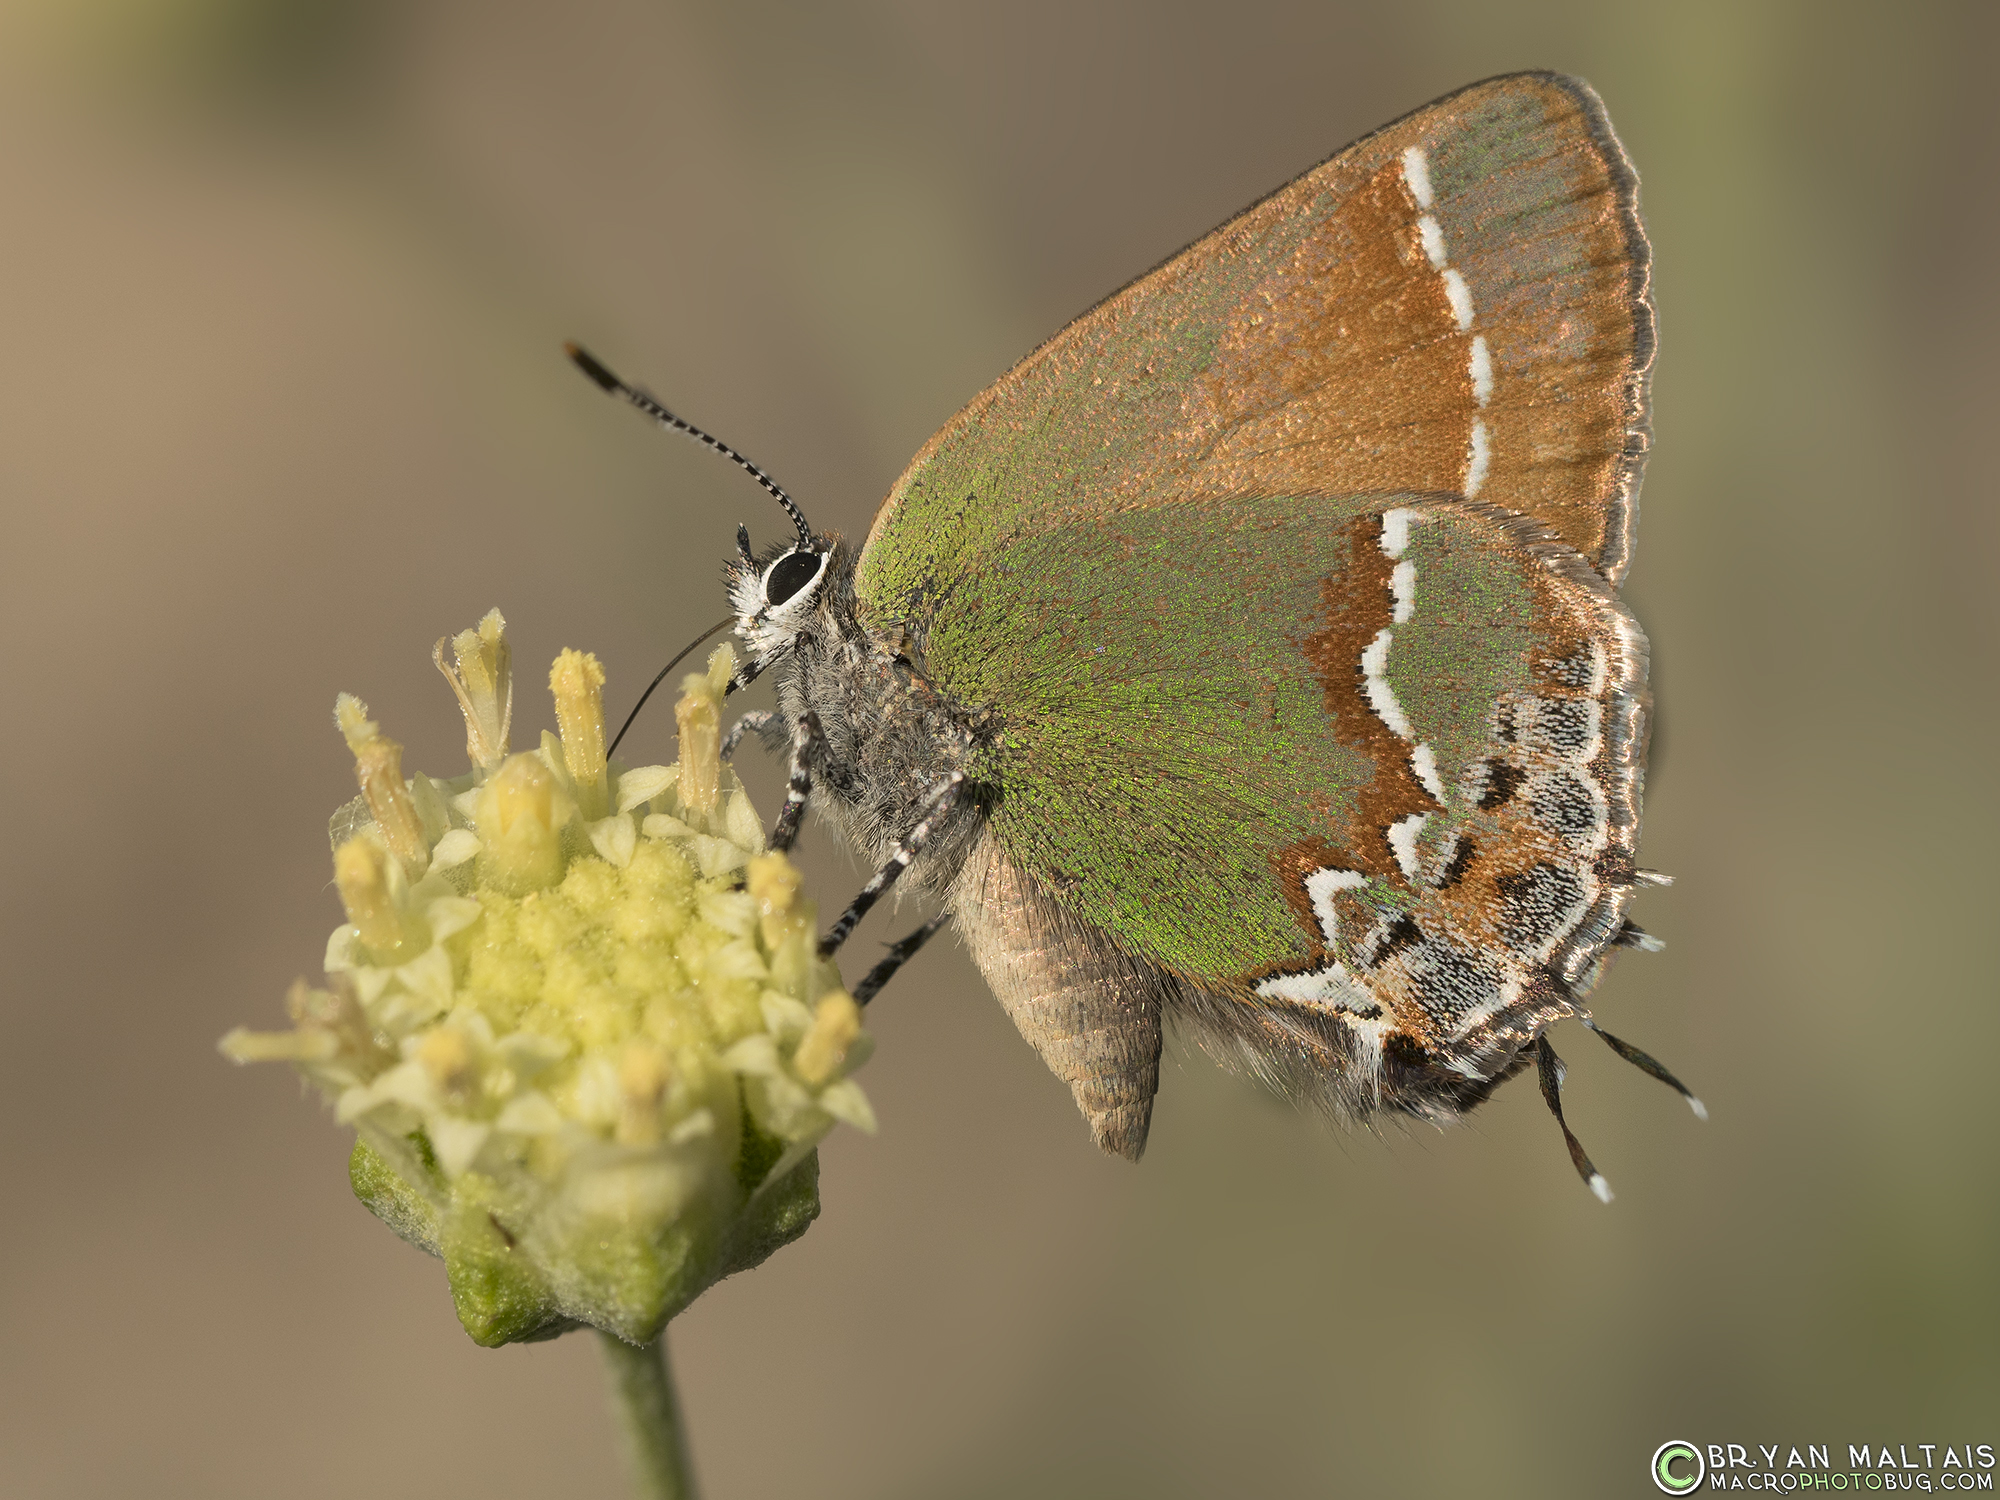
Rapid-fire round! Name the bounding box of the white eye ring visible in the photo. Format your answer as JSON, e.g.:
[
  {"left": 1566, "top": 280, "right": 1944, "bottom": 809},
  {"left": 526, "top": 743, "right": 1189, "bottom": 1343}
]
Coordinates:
[{"left": 760, "top": 548, "right": 827, "bottom": 610}]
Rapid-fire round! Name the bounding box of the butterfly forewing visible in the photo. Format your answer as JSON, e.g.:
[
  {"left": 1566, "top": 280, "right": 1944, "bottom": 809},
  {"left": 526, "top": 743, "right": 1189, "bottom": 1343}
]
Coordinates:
[{"left": 858, "top": 71, "right": 1651, "bottom": 606}]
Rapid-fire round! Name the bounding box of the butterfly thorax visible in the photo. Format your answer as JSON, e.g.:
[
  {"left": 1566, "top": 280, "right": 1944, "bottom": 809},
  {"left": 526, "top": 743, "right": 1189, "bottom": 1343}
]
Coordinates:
[{"left": 737, "top": 539, "right": 990, "bottom": 893}]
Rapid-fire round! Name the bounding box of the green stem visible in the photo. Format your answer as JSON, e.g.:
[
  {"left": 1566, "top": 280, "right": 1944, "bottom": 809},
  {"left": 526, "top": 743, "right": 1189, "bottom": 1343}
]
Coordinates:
[{"left": 598, "top": 1329, "right": 699, "bottom": 1500}]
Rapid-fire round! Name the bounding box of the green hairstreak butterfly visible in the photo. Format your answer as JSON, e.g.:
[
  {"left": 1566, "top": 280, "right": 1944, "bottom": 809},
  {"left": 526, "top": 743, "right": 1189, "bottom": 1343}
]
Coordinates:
[{"left": 571, "top": 70, "right": 1701, "bottom": 1198}]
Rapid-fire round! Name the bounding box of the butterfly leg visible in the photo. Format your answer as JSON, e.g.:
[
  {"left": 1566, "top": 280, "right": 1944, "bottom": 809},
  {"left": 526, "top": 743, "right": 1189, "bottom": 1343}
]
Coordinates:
[
  {"left": 766, "top": 711, "right": 821, "bottom": 854},
  {"left": 726, "top": 652, "right": 776, "bottom": 698},
  {"left": 852, "top": 913, "right": 951, "bottom": 1006},
  {"left": 721, "top": 709, "right": 778, "bottom": 760},
  {"left": 818, "top": 771, "right": 966, "bottom": 958}
]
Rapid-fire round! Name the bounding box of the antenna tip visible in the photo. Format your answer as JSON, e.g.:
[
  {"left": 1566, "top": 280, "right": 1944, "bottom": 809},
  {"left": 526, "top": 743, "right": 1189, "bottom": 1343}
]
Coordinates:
[
  {"left": 1588, "top": 1172, "right": 1615, "bottom": 1204},
  {"left": 1687, "top": 1096, "right": 1710, "bottom": 1122},
  {"left": 565, "top": 342, "right": 622, "bottom": 394}
]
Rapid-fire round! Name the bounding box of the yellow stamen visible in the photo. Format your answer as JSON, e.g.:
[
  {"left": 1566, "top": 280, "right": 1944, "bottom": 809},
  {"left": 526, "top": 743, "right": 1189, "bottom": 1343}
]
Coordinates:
[
  {"left": 550, "top": 649, "right": 609, "bottom": 820},
  {"left": 747, "top": 851, "right": 812, "bottom": 963},
  {"left": 417, "top": 1027, "right": 476, "bottom": 1098},
  {"left": 701, "top": 642, "right": 735, "bottom": 702},
  {"left": 218, "top": 1027, "right": 338, "bottom": 1063},
  {"left": 434, "top": 608, "right": 512, "bottom": 775},
  {"left": 746, "top": 851, "right": 801, "bottom": 915},
  {"left": 285, "top": 976, "right": 391, "bottom": 1071},
  {"left": 674, "top": 680, "right": 720, "bottom": 819},
  {"left": 334, "top": 694, "right": 429, "bottom": 873}
]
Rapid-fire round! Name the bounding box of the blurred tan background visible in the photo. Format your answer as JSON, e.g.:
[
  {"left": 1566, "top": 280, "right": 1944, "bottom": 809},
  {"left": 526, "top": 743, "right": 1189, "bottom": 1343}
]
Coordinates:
[{"left": 2, "top": 1, "right": 1995, "bottom": 1496}]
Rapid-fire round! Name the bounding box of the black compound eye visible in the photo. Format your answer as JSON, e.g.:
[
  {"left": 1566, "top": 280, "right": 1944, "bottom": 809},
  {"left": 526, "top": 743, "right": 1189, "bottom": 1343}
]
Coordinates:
[{"left": 763, "top": 550, "right": 823, "bottom": 607}]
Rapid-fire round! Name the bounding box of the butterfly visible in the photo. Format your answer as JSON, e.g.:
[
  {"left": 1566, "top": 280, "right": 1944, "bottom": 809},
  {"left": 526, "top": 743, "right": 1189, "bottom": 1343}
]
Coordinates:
[{"left": 570, "top": 70, "right": 1701, "bottom": 1198}]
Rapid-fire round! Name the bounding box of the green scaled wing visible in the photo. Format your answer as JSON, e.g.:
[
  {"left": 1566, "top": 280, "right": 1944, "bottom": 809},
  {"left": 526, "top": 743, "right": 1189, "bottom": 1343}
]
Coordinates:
[{"left": 849, "top": 73, "right": 1654, "bottom": 1154}]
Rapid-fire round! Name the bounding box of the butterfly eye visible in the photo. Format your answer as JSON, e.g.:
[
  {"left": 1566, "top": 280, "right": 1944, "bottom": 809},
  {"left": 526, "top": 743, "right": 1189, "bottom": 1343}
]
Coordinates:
[{"left": 762, "top": 550, "right": 824, "bottom": 607}]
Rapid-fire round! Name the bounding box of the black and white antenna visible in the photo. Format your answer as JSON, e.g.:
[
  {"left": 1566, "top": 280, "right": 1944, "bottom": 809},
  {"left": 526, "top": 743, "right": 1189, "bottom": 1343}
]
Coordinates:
[{"left": 565, "top": 342, "right": 814, "bottom": 549}]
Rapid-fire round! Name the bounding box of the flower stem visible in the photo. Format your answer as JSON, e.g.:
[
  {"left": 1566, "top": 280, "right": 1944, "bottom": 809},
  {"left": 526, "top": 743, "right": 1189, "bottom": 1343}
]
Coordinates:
[{"left": 598, "top": 1329, "right": 699, "bottom": 1500}]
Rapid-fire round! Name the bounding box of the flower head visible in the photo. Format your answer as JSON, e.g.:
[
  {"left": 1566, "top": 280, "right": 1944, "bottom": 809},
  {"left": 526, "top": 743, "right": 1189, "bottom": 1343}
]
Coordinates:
[{"left": 224, "top": 613, "right": 874, "bottom": 1347}]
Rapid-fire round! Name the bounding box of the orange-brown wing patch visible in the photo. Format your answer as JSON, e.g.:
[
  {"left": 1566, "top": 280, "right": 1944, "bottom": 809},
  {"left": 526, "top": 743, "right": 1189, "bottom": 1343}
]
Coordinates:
[
  {"left": 1179, "top": 164, "right": 1477, "bottom": 502},
  {"left": 857, "top": 72, "right": 1652, "bottom": 620},
  {"left": 1287, "top": 513, "right": 1443, "bottom": 889}
]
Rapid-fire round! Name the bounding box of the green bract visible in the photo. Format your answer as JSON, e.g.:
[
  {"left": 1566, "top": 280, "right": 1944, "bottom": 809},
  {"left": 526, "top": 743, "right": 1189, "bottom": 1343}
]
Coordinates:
[{"left": 223, "top": 611, "right": 874, "bottom": 1347}]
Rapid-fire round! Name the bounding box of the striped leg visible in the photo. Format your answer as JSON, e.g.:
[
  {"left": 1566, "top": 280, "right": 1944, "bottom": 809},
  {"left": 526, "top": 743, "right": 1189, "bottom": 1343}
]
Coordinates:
[
  {"left": 727, "top": 652, "right": 775, "bottom": 697},
  {"left": 722, "top": 710, "right": 777, "bottom": 761},
  {"left": 818, "top": 771, "right": 966, "bottom": 959},
  {"left": 767, "top": 712, "right": 820, "bottom": 854},
  {"left": 852, "top": 913, "right": 951, "bottom": 1006}
]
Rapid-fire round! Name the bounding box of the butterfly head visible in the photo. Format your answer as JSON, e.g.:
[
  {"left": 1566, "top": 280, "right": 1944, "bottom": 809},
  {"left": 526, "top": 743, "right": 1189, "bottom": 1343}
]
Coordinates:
[{"left": 727, "top": 524, "right": 835, "bottom": 668}]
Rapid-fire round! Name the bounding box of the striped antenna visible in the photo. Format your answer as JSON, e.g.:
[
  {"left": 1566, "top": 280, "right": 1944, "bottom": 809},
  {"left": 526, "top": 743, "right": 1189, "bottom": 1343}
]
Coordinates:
[{"left": 566, "top": 343, "right": 814, "bottom": 549}]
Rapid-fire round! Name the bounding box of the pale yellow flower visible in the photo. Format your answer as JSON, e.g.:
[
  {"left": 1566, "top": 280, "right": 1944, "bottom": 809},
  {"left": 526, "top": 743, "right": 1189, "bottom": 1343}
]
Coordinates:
[{"left": 223, "top": 611, "right": 874, "bottom": 1347}]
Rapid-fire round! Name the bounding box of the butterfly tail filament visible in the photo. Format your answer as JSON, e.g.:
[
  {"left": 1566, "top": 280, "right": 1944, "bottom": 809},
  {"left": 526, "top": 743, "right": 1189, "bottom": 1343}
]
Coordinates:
[
  {"left": 1536, "top": 1035, "right": 1613, "bottom": 1203},
  {"left": 1583, "top": 1018, "right": 1707, "bottom": 1120}
]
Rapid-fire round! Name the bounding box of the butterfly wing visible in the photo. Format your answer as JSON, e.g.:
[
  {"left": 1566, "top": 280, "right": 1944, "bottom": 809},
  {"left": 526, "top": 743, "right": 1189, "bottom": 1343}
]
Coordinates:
[
  {"left": 853, "top": 74, "right": 1655, "bottom": 1156},
  {"left": 858, "top": 71, "right": 1651, "bottom": 601},
  {"left": 936, "top": 494, "right": 1646, "bottom": 1155}
]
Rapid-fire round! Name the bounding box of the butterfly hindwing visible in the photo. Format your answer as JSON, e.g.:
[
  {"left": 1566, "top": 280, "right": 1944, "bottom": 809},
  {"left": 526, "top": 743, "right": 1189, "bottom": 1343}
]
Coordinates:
[
  {"left": 925, "top": 493, "right": 1645, "bottom": 1140},
  {"left": 1244, "top": 499, "right": 1649, "bottom": 1119}
]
